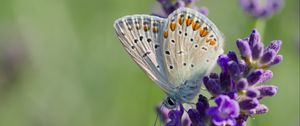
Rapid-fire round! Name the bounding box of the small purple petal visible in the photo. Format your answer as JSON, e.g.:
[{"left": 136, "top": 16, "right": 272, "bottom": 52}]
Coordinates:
[
  {"left": 236, "top": 114, "right": 248, "bottom": 126},
  {"left": 246, "top": 88, "right": 260, "bottom": 98},
  {"left": 258, "top": 70, "right": 273, "bottom": 83},
  {"left": 203, "top": 76, "right": 209, "bottom": 84},
  {"left": 249, "top": 29, "right": 261, "bottom": 48},
  {"left": 228, "top": 92, "right": 238, "bottom": 100},
  {"left": 196, "top": 94, "right": 209, "bottom": 116},
  {"left": 217, "top": 54, "right": 230, "bottom": 72},
  {"left": 220, "top": 72, "right": 232, "bottom": 91},
  {"left": 266, "top": 40, "right": 282, "bottom": 53},
  {"left": 228, "top": 61, "right": 241, "bottom": 77},
  {"left": 260, "top": 49, "right": 277, "bottom": 65},
  {"left": 237, "top": 78, "right": 248, "bottom": 90},
  {"left": 239, "top": 98, "right": 259, "bottom": 110},
  {"left": 251, "top": 42, "right": 264, "bottom": 60},
  {"left": 188, "top": 109, "right": 205, "bottom": 126},
  {"left": 228, "top": 51, "right": 239, "bottom": 62},
  {"left": 156, "top": 105, "right": 170, "bottom": 123},
  {"left": 209, "top": 73, "right": 219, "bottom": 79},
  {"left": 247, "top": 104, "right": 269, "bottom": 115},
  {"left": 236, "top": 39, "right": 252, "bottom": 58},
  {"left": 269, "top": 55, "right": 283, "bottom": 65},
  {"left": 247, "top": 69, "right": 263, "bottom": 85},
  {"left": 204, "top": 79, "right": 222, "bottom": 96},
  {"left": 256, "top": 85, "right": 278, "bottom": 97},
  {"left": 238, "top": 60, "right": 248, "bottom": 73}
]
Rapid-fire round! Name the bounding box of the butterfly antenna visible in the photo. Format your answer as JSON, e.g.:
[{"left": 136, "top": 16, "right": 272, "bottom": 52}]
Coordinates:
[{"left": 154, "top": 103, "right": 164, "bottom": 126}]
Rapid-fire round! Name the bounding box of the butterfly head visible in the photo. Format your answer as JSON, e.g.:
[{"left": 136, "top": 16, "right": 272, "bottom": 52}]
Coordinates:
[{"left": 163, "top": 96, "right": 179, "bottom": 109}]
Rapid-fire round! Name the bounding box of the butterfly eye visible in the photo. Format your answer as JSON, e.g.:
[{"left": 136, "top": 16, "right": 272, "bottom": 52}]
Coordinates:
[{"left": 167, "top": 97, "right": 175, "bottom": 106}]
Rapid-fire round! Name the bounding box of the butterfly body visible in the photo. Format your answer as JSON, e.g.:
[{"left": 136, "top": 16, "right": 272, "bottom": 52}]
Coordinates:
[{"left": 114, "top": 8, "right": 224, "bottom": 109}]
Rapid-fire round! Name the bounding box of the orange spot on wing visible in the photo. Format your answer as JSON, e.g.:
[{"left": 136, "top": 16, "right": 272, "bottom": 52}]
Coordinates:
[
  {"left": 178, "top": 17, "right": 184, "bottom": 25},
  {"left": 144, "top": 25, "right": 150, "bottom": 31},
  {"left": 209, "top": 40, "right": 216, "bottom": 46},
  {"left": 200, "top": 27, "right": 208, "bottom": 37},
  {"left": 186, "top": 17, "right": 192, "bottom": 26},
  {"left": 192, "top": 21, "right": 201, "bottom": 31},
  {"left": 170, "top": 22, "right": 176, "bottom": 31},
  {"left": 164, "top": 31, "right": 168, "bottom": 38},
  {"left": 153, "top": 27, "right": 159, "bottom": 33}
]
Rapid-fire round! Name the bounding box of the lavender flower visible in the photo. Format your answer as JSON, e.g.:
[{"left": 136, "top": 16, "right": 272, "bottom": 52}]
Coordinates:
[
  {"left": 157, "top": 29, "right": 282, "bottom": 126},
  {"left": 207, "top": 95, "right": 240, "bottom": 126},
  {"left": 157, "top": 104, "right": 192, "bottom": 126},
  {"left": 153, "top": 0, "right": 208, "bottom": 18},
  {"left": 239, "top": 0, "right": 283, "bottom": 18}
]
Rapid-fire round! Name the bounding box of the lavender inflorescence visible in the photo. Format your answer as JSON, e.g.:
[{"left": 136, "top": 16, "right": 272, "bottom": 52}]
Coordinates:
[
  {"left": 153, "top": 0, "right": 208, "bottom": 18},
  {"left": 239, "top": 0, "right": 283, "bottom": 18},
  {"left": 157, "top": 29, "right": 282, "bottom": 126}
]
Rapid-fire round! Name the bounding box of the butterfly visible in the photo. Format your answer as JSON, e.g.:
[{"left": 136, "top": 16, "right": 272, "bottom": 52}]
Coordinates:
[{"left": 114, "top": 8, "right": 224, "bottom": 109}]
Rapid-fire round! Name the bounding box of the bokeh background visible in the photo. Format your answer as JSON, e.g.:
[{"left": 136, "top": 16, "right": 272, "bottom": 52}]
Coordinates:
[{"left": 0, "top": 0, "right": 299, "bottom": 126}]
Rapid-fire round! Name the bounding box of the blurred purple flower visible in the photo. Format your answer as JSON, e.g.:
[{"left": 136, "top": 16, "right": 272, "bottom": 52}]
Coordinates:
[
  {"left": 207, "top": 95, "right": 240, "bottom": 126},
  {"left": 152, "top": 0, "right": 209, "bottom": 18},
  {"left": 239, "top": 0, "right": 283, "bottom": 18}
]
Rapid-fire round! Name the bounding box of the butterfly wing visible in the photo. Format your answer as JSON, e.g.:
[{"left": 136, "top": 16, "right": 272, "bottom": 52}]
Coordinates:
[
  {"left": 161, "top": 8, "right": 224, "bottom": 86},
  {"left": 114, "top": 15, "right": 175, "bottom": 93}
]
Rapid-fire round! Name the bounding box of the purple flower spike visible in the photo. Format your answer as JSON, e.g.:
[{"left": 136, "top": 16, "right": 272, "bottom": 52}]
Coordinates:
[
  {"left": 247, "top": 69, "right": 263, "bottom": 85},
  {"left": 237, "top": 39, "right": 252, "bottom": 58},
  {"left": 239, "top": 0, "right": 283, "bottom": 18},
  {"left": 207, "top": 95, "right": 240, "bottom": 126},
  {"left": 260, "top": 49, "right": 276, "bottom": 65},
  {"left": 239, "top": 98, "right": 259, "bottom": 110},
  {"left": 256, "top": 85, "right": 278, "bottom": 97}
]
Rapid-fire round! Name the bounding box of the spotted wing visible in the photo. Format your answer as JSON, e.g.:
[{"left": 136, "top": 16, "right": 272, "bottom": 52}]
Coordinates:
[
  {"left": 161, "top": 8, "right": 224, "bottom": 86},
  {"left": 114, "top": 15, "right": 175, "bottom": 93}
]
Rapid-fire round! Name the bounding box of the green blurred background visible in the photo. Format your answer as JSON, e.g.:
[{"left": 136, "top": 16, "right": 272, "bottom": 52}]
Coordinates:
[{"left": 0, "top": 0, "right": 299, "bottom": 126}]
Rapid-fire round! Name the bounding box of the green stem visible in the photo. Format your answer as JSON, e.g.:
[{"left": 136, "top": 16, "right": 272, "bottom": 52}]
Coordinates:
[{"left": 254, "top": 19, "right": 266, "bottom": 40}]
